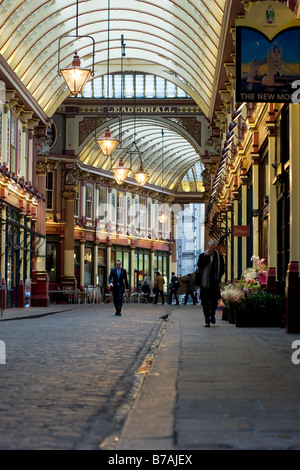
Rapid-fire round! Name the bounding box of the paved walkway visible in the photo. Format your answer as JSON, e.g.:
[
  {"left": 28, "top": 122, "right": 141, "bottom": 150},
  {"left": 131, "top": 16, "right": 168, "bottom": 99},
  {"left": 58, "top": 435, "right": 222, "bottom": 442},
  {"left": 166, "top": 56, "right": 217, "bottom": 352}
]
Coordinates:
[
  {"left": 1, "top": 302, "right": 300, "bottom": 450},
  {"left": 112, "top": 306, "right": 300, "bottom": 450}
]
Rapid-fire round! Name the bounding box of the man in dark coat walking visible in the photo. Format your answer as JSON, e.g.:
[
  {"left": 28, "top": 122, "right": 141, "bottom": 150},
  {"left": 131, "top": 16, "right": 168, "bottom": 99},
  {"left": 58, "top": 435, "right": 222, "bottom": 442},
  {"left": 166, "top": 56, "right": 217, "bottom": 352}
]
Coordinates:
[
  {"left": 109, "top": 259, "right": 129, "bottom": 315},
  {"left": 197, "top": 240, "right": 224, "bottom": 327}
]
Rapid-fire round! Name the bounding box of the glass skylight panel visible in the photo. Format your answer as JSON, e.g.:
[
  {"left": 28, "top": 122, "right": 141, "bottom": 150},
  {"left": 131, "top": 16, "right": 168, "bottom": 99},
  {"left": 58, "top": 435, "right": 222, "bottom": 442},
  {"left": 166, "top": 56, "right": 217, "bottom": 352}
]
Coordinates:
[
  {"left": 81, "top": 80, "right": 92, "bottom": 98},
  {"left": 177, "top": 87, "right": 187, "bottom": 98},
  {"left": 93, "top": 77, "right": 103, "bottom": 98},
  {"left": 145, "top": 75, "right": 155, "bottom": 98},
  {"left": 114, "top": 75, "right": 122, "bottom": 98},
  {"left": 156, "top": 77, "right": 165, "bottom": 98},
  {"left": 71, "top": 74, "right": 192, "bottom": 99},
  {"left": 135, "top": 75, "right": 144, "bottom": 98},
  {"left": 125, "top": 75, "right": 134, "bottom": 98},
  {"left": 103, "top": 75, "right": 113, "bottom": 98},
  {"left": 166, "top": 81, "right": 176, "bottom": 98}
]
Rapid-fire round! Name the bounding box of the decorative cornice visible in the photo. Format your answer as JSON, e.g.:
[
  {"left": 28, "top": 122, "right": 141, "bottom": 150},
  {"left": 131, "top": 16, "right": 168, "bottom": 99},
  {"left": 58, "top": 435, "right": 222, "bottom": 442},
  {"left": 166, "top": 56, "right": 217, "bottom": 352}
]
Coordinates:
[
  {"left": 63, "top": 190, "right": 77, "bottom": 200},
  {"left": 36, "top": 162, "right": 50, "bottom": 175}
]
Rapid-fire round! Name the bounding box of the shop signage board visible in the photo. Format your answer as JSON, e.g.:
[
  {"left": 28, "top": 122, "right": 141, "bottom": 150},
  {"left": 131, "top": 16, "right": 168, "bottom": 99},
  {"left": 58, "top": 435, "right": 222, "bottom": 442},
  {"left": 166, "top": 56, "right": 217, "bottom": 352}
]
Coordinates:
[
  {"left": 233, "top": 225, "right": 250, "bottom": 237},
  {"left": 235, "top": 1, "right": 300, "bottom": 103}
]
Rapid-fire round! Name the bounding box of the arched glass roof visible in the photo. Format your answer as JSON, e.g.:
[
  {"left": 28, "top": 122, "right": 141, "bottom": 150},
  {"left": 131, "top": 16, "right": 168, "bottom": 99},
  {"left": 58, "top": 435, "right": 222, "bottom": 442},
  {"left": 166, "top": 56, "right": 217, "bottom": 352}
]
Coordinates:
[
  {"left": 0, "top": 0, "right": 225, "bottom": 118},
  {"left": 0, "top": 0, "right": 226, "bottom": 192},
  {"left": 79, "top": 115, "right": 205, "bottom": 191}
]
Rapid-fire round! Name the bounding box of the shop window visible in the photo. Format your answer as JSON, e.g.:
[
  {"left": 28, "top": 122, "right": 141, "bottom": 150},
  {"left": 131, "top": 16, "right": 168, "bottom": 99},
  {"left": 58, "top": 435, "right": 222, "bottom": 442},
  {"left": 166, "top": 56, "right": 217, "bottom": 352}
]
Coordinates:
[
  {"left": 134, "top": 197, "right": 139, "bottom": 228},
  {"left": 86, "top": 183, "right": 93, "bottom": 219},
  {"left": 154, "top": 250, "right": 169, "bottom": 290},
  {"left": 127, "top": 197, "right": 131, "bottom": 225},
  {"left": 147, "top": 201, "right": 151, "bottom": 229},
  {"left": 98, "top": 186, "right": 106, "bottom": 221},
  {"left": 84, "top": 247, "right": 93, "bottom": 285},
  {"left": 10, "top": 115, "right": 16, "bottom": 172},
  {"left": 18, "top": 128, "right": 22, "bottom": 175},
  {"left": 98, "top": 248, "right": 106, "bottom": 265},
  {"left": 46, "top": 242, "right": 59, "bottom": 283},
  {"left": 74, "top": 185, "right": 79, "bottom": 217},
  {"left": 111, "top": 193, "right": 116, "bottom": 223},
  {"left": 117, "top": 191, "right": 125, "bottom": 225},
  {"left": 74, "top": 245, "right": 80, "bottom": 287},
  {"left": 139, "top": 196, "right": 146, "bottom": 229},
  {"left": 46, "top": 171, "right": 54, "bottom": 210}
]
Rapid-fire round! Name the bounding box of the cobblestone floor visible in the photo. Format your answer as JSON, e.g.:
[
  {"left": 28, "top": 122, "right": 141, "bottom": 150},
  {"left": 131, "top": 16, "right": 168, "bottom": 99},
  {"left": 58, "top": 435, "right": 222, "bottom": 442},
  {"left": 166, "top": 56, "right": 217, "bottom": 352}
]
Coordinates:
[{"left": 0, "top": 303, "right": 170, "bottom": 450}]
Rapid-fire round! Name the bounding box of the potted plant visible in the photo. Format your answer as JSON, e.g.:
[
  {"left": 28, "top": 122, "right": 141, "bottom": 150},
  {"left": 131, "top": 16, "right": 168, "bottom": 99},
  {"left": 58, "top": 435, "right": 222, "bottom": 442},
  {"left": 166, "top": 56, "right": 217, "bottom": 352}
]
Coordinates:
[{"left": 235, "top": 290, "right": 284, "bottom": 327}]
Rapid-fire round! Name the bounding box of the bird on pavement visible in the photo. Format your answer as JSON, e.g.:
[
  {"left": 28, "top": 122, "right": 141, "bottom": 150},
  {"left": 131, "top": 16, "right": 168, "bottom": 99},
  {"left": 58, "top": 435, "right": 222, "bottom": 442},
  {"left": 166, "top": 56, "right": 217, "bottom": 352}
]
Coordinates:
[{"left": 160, "top": 313, "right": 169, "bottom": 320}]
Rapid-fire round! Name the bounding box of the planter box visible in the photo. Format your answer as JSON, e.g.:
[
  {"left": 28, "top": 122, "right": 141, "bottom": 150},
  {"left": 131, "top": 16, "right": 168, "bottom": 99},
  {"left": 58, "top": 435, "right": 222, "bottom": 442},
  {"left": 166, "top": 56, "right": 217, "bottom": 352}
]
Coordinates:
[{"left": 235, "top": 308, "right": 282, "bottom": 327}]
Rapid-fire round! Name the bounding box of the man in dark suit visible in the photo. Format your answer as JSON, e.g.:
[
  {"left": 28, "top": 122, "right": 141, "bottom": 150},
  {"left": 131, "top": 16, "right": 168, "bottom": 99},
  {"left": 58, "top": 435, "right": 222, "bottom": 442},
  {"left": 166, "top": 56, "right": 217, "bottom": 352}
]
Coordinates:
[{"left": 109, "top": 259, "right": 129, "bottom": 316}]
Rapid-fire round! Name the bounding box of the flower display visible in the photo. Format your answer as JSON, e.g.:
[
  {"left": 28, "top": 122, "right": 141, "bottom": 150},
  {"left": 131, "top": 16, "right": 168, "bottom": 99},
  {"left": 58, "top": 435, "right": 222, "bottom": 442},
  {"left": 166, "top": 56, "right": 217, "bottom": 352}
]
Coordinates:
[
  {"left": 239, "top": 255, "right": 268, "bottom": 293},
  {"left": 221, "top": 283, "right": 245, "bottom": 306},
  {"left": 251, "top": 255, "right": 268, "bottom": 285}
]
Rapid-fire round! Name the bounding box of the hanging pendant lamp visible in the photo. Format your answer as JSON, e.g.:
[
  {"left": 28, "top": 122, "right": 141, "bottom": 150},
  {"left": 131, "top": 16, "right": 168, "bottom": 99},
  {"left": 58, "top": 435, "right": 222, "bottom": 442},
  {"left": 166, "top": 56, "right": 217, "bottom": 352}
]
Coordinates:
[
  {"left": 97, "top": 0, "right": 119, "bottom": 156},
  {"left": 134, "top": 165, "right": 150, "bottom": 186},
  {"left": 58, "top": 0, "right": 95, "bottom": 97},
  {"left": 60, "top": 51, "right": 92, "bottom": 97},
  {"left": 97, "top": 126, "right": 119, "bottom": 157},
  {"left": 112, "top": 157, "right": 131, "bottom": 185}
]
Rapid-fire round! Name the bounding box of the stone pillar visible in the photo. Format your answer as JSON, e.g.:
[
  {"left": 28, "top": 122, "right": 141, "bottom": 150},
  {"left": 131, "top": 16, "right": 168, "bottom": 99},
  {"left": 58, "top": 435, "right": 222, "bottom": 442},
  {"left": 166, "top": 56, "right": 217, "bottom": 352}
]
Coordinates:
[
  {"left": 285, "top": 105, "right": 300, "bottom": 333},
  {"left": 232, "top": 185, "right": 239, "bottom": 281},
  {"left": 226, "top": 198, "right": 232, "bottom": 282},
  {"left": 131, "top": 245, "right": 135, "bottom": 292},
  {"left": 35, "top": 162, "right": 48, "bottom": 272},
  {"left": 168, "top": 248, "right": 173, "bottom": 283},
  {"left": 18, "top": 214, "right": 25, "bottom": 308},
  {"left": 151, "top": 248, "right": 155, "bottom": 283},
  {"left": 289, "top": 104, "right": 300, "bottom": 262},
  {"left": 81, "top": 180, "right": 86, "bottom": 225},
  {"left": 267, "top": 115, "right": 277, "bottom": 271},
  {"left": 80, "top": 240, "right": 85, "bottom": 290},
  {"left": 94, "top": 243, "right": 98, "bottom": 286},
  {"left": 285, "top": 261, "right": 300, "bottom": 333},
  {"left": 0, "top": 203, "right": 6, "bottom": 310},
  {"left": 107, "top": 241, "right": 112, "bottom": 288},
  {"left": 241, "top": 168, "right": 248, "bottom": 272},
  {"left": 31, "top": 161, "right": 49, "bottom": 307},
  {"left": 251, "top": 154, "right": 260, "bottom": 256},
  {"left": 61, "top": 189, "right": 77, "bottom": 290}
]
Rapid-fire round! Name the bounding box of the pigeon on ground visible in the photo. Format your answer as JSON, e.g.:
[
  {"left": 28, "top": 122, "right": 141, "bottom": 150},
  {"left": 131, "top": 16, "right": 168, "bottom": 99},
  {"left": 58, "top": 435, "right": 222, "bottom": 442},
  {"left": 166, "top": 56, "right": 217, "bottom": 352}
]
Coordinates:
[{"left": 160, "top": 313, "right": 169, "bottom": 320}]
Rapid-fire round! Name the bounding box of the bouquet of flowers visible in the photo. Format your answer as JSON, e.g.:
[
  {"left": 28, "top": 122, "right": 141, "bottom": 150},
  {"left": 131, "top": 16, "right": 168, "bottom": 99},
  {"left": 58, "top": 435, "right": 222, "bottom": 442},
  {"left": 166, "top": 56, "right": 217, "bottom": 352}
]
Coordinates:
[
  {"left": 239, "top": 255, "right": 268, "bottom": 294},
  {"left": 251, "top": 255, "right": 268, "bottom": 285},
  {"left": 221, "top": 283, "right": 245, "bottom": 307}
]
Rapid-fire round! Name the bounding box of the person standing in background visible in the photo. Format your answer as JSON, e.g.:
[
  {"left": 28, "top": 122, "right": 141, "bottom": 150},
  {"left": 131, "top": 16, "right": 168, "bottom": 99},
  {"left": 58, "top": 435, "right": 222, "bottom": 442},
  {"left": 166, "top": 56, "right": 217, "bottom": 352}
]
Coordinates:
[
  {"left": 197, "top": 240, "right": 224, "bottom": 327},
  {"left": 168, "top": 272, "right": 180, "bottom": 305},
  {"left": 182, "top": 274, "right": 197, "bottom": 305},
  {"left": 109, "top": 259, "right": 129, "bottom": 316},
  {"left": 153, "top": 272, "right": 165, "bottom": 304}
]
